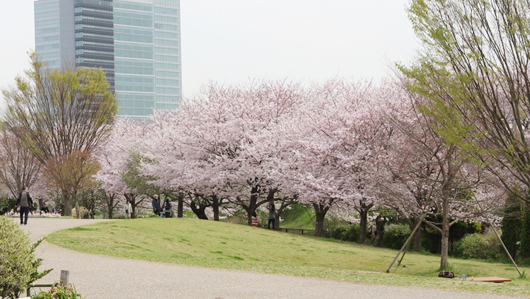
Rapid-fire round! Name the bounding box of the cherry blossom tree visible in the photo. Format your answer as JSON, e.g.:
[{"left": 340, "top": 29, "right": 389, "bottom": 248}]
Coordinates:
[
  {"left": 146, "top": 107, "right": 228, "bottom": 220},
  {"left": 88, "top": 75, "right": 506, "bottom": 266},
  {"left": 146, "top": 80, "right": 305, "bottom": 224},
  {"left": 282, "top": 79, "right": 388, "bottom": 238},
  {"left": 95, "top": 119, "right": 151, "bottom": 218}
]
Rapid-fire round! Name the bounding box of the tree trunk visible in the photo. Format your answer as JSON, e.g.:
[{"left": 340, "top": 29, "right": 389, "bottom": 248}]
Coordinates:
[
  {"left": 246, "top": 185, "right": 260, "bottom": 225},
  {"left": 358, "top": 202, "right": 374, "bottom": 243},
  {"left": 105, "top": 193, "right": 118, "bottom": 219},
  {"left": 107, "top": 193, "right": 117, "bottom": 219},
  {"left": 74, "top": 191, "right": 80, "bottom": 219},
  {"left": 75, "top": 200, "right": 80, "bottom": 219},
  {"left": 246, "top": 207, "right": 255, "bottom": 226},
  {"left": 38, "top": 198, "right": 44, "bottom": 212},
  {"left": 63, "top": 192, "right": 72, "bottom": 217},
  {"left": 359, "top": 209, "right": 368, "bottom": 243},
  {"left": 190, "top": 201, "right": 208, "bottom": 220},
  {"left": 177, "top": 195, "right": 184, "bottom": 218},
  {"left": 274, "top": 214, "right": 280, "bottom": 230},
  {"left": 313, "top": 203, "right": 329, "bottom": 237},
  {"left": 212, "top": 194, "right": 220, "bottom": 221},
  {"left": 275, "top": 196, "right": 296, "bottom": 230},
  {"left": 131, "top": 204, "right": 136, "bottom": 219},
  {"left": 440, "top": 197, "right": 450, "bottom": 270},
  {"left": 412, "top": 219, "right": 423, "bottom": 251}
]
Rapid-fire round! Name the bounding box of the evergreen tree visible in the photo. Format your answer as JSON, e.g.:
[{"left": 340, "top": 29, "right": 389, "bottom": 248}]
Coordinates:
[
  {"left": 520, "top": 202, "right": 530, "bottom": 260},
  {"left": 501, "top": 191, "right": 523, "bottom": 259}
]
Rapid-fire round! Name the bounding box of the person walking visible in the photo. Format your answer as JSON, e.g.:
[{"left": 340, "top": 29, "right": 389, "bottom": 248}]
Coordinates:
[
  {"left": 16, "top": 186, "right": 33, "bottom": 225},
  {"left": 267, "top": 200, "right": 276, "bottom": 230},
  {"left": 152, "top": 195, "right": 162, "bottom": 217},
  {"left": 373, "top": 212, "right": 387, "bottom": 247}
]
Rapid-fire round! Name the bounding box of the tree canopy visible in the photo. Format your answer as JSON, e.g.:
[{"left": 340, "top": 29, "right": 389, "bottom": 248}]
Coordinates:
[
  {"left": 1, "top": 53, "right": 118, "bottom": 164},
  {"left": 1, "top": 53, "right": 118, "bottom": 215},
  {"left": 400, "top": 0, "right": 530, "bottom": 197}
]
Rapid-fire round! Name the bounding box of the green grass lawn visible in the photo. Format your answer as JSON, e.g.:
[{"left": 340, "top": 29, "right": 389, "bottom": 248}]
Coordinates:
[
  {"left": 46, "top": 218, "right": 530, "bottom": 296},
  {"left": 279, "top": 204, "right": 316, "bottom": 229}
]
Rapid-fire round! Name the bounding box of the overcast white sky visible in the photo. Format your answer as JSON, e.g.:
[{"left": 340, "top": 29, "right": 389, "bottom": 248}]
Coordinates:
[{"left": 0, "top": 0, "right": 419, "bottom": 108}]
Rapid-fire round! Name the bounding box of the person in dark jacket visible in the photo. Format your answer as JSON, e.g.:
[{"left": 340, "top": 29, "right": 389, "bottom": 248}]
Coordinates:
[
  {"left": 16, "top": 186, "right": 33, "bottom": 225},
  {"left": 373, "top": 212, "right": 387, "bottom": 247},
  {"left": 40, "top": 202, "right": 50, "bottom": 214},
  {"left": 163, "top": 197, "right": 172, "bottom": 218},
  {"left": 152, "top": 195, "right": 162, "bottom": 217}
]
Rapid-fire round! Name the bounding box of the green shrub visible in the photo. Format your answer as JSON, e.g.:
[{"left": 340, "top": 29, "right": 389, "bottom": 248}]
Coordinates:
[
  {"left": 343, "top": 224, "right": 360, "bottom": 242},
  {"left": 450, "top": 221, "right": 482, "bottom": 242},
  {"left": 330, "top": 224, "right": 360, "bottom": 242},
  {"left": 323, "top": 216, "right": 349, "bottom": 231},
  {"left": 0, "top": 216, "right": 50, "bottom": 299},
  {"left": 71, "top": 207, "right": 89, "bottom": 219},
  {"left": 32, "top": 284, "right": 82, "bottom": 299},
  {"left": 331, "top": 226, "right": 346, "bottom": 240},
  {"left": 383, "top": 224, "right": 412, "bottom": 250},
  {"left": 453, "top": 232, "right": 501, "bottom": 260},
  {"left": 0, "top": 197, "right": 15, "bottom": 215}
]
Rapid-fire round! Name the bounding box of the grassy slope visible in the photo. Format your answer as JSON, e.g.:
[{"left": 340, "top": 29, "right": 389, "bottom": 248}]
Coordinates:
[
  {"left": 279, "top": 204, "right": 315, "bottom": 229},
  {"left": 46, "top": 218, "right": 530, "bottom": 296}
]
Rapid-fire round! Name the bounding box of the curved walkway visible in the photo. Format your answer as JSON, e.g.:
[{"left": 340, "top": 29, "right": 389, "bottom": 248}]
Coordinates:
[{"left": 15, "top": 218, "right": 520, "bottom": 299}]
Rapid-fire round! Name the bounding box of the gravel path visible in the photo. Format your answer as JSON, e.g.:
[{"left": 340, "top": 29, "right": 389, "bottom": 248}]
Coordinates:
[{"left": 13, "top": 218, "right": 521, "bottom": 299}]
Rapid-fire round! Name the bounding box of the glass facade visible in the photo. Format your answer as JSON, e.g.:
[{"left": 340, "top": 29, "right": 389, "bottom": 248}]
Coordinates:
[
  {"left": 74, "top": 0, "right": 115, "bottom": 89},
  {"left": 114, "top": 0, "right": 181, "bottom": 118},
  {"left": 34, "top": 0, "right": 61, "bottom": 68},
  {"left": 34, "top": 0, "right": 182, "bottom": 119}
]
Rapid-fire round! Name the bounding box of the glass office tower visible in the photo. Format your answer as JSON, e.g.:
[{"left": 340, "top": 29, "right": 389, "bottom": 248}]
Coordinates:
[
  {"left": 34, "top": 0, "right": 182, "bottom": 119},
  {"left": 75, "top": 0, "right": 115, "bottom": 89},
  {"left": 34, "top": 0, "right": 67, "bottom": 69}
]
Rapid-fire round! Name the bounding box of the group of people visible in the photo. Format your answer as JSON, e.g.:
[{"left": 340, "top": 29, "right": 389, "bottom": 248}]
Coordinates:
[
  {"left": 11, "top": 186, "right": 388, "bottom": 242},
  {"left": 11, "top": 188, "right": 173, "bottom": 222},
  {"left": 151, "top": 195, "right": 173, "bottom": 218},
  {"left": 11, "top": 186, "right": 58, "bottom": 223},
  {"left": 120, "top": 195, "right": 172, "bottom": 219},
  {"left": 12, "top": 186, "right": 387, "bottom": 239},
  {"left": 11, "top": 186, "right": 54, "bottom": 225}
]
